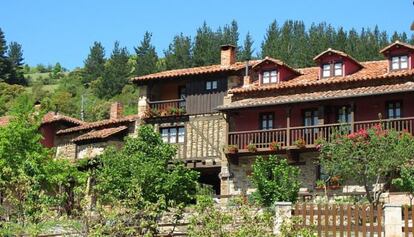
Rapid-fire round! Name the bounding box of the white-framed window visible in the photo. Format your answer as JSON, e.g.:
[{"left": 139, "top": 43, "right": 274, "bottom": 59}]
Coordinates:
[
  {"left": 262, "top": 70, "right": 278, "bottom": 84},
  {"left": 391, "top": 55, "right": 409, "bottom": 70},
  {"left": 322, "top": 62, "right": 343, "bottom": 78},
  {"left": 387, "top": 101, "right": 402, "bottom": 119},
  {"left": 206, "top": 80, "right": 218, "bottom": 90},
  {"left": 160, "top": 126, "right": 185, "bottom": 144},
  {"left": 334, "top": 63, "right": 343, "bottom": 76},
  {"left": 322, "top": 64, "right": 331, "bottom": 78},
  {"left": 260, "top": 113, "right": 274, "bottom": 130}
]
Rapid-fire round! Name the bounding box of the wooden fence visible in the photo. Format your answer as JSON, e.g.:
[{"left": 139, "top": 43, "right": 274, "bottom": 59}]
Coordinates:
[
  {"left": 403, "top": 205, "right": 414, "bottom": 236},
  {"left": 293, "top": 203, "right": 383, "bottom": 237}
]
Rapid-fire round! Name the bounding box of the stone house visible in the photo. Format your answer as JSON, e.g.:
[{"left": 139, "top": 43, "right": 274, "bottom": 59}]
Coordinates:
[{"left": 134, "top": 41, "right": 414, "bottom": 197}]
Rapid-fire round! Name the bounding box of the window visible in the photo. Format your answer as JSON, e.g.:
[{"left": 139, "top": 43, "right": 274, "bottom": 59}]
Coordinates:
[
  {"left": 206, "top": 80, "right": 218, "bottom": 90},
  {"left": 387, "top": 101, "right": 402, "bottom": 119},
  {"left": 337, "top": 106, "right": 352, "bottom": 123},
  {"left": 262, "top": 70, "right": 278, "bottom": 84},
  {"left": 334, "top": 63, "right": 343, "bottom": 76},
  {"left": 178, "top": 86, "right": 186, "bottom": 108},
  {"left": 260, "top": 113, "right": 274, "bottom": 130},
  {"left": 160, "top": 126, "right": 185, "bottom": 144},
  {"left": 303, "top": 109, "right": 319, "bottom": 126},
  {"left": 391, "top": 55, "right": 409, "bottom": 70},
  {"left": 321, "top": 62, "right": 343, "bottom": 78},
  {"left": 322, "top": 64, "right": 331, "bottom": 78}
]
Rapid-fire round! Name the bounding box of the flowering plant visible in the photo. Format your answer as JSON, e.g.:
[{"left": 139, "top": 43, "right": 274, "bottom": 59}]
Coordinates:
[
  {"left": 294, "top": 138, "right": 306, "bottom": 149},
  {"left": 245, "top": 143, "right": 257, "bottom": 153},
  {"left": 225, "top": 145, "right": 238, "bottom": 154},
  {"left": 269, "top": 141, "right": 280, "bottom": 151}
]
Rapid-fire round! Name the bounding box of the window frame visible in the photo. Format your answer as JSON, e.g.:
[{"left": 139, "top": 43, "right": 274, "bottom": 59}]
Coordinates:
[
  {"left": 321, "top": 61, "right": 343, "bottom": 78},
  {"left": 336, "top": 105, "right": 352, "bottom": 123},
  {"left": 261, "top": 70, "right": 278, "bottom": 85},
  {"left": 386, "top": 101, "right": 403, "bottom": 119},
  {"left": 206, "top": 80, "right": 218, "bottom": 91},
  {"left": 390, "top": 55, "right": 409, "bottom": 71},
  {"left": 160, "top": 126, "right": 185, "bottom": 144},
  {"left": 259, "top": 112, "right": 274, "bottom": 130},
  {"left": 303, "top": 108, "right": 319, "bottom": 126}
]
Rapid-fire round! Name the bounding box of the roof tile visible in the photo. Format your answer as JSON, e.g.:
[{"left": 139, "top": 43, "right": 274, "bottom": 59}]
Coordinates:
[{"left": 71, "top": 126, "right": 128, "bottom": 142}]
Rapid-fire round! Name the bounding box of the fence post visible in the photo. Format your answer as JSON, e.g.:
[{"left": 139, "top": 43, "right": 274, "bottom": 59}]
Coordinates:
[
  {"left": 274, "top": 202, "right": 292, "bottom": 236},
  {"left": 383, "top": 204, "right": 402, "bottom": 237}
]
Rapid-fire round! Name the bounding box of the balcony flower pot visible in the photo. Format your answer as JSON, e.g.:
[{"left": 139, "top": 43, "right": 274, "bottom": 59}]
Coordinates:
[
  {"left": 269, "top": 141, "right": 280, "bottom": 151},
  {"left": 168, "top": 107, "right": 179, "bottom": 116},
  {"left": 225, "top": 145, "right": 238, "bottom": 154},
  {"left": 294, "top": 138, "right": 306, "bottom": 149},
  {"left": 245, "top": 144, "right": 257, "bottom": 153}
]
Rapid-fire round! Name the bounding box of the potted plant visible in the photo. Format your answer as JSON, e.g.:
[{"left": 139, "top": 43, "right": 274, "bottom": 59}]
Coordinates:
[
  {"left": 225, "top": 145, "right": 238, "bottom": 154},
  {"left": 178, "top": 107, "right": 186, "bottom": 115},
  {"left": 168, "top": 107, "right": 179, "bottom": 116},
  {"left": 245, "top": 143, "right": 257, "bottom": 153},
  {"left": 294, "top": 138, "right": 306, "bottom": 149},
  {"left": 329, "top": 175, "right": 342, "bottom": 189},
  {"left": 315, "top": 179, "right": 326, "bottom": 191},
  {"left": 269, "top": 141, "right": 280, "bottom": 151}
]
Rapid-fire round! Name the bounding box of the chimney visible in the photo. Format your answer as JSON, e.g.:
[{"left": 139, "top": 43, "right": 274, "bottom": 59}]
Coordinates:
[
  {"left": 220, "top": 45, "right": 236, "bottom": 66},
  {"left": 110, "top": 102, "right": 123, "bottom": 120},
  {"left": 242, "top": 61, "right": 251, "bottom": 87}
]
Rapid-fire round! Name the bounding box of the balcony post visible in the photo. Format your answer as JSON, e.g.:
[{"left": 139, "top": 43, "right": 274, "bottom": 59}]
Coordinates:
[
  {"left": 350, "top": 102, "right": 355, "bottom": 133},
  {"left": 286, "top": 107, "right": 291, "bottom": 147}
]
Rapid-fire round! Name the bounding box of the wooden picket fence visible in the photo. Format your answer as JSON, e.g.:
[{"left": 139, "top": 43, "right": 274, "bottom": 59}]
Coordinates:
[
  {"left": 403, "top": 205, "right": 414, "bottom": 236},
  {"left": 293, "top": 203, "right": 383, "bottom": 237}
]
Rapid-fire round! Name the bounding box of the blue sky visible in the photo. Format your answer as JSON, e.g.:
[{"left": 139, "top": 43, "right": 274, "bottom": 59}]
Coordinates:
[{"left": 2, "top": 0, "right": 414, "bottom": 69}]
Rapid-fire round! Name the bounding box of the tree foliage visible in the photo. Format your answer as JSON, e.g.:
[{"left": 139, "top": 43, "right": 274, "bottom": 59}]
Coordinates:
[
  {"left": 319, "top": 125, "right": 414, "bottom": 205},
  {"left": 164, "top": 33, "right": 192, "bottom": 70},
  {"left": 135, "top": 31, "right": 158, "bottom": 76},
  {"left": 82, "top": 41, "right": 105, "bottom": 85},
  {"left": 96, "top": 125, "right": 199, "bottom": 206},
  {"left": 251, "top": 156, "right": 301, "bottom": 206},
  {"left": 392, "top": 165, "right": 414, "bottom": 206}
]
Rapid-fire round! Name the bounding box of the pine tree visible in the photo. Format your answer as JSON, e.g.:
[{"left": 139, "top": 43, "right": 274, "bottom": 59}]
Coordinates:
[
  {"left": 95, "top": 41, "right": 131, "bottom": 99},
  {"left": 193, "top": 22, "right": 220, "bottom": 66},
  {"left": 0, "top": 28, "right": 10, "bottom": 83},
  {"left": 134, "top": 31, "right": 158, "bottom": 76},
  {"left": 7, "top": 41, "right": 26, "bottom": 85},
  {"left": 222, "top": 20, "right": 239, "bottom": 47},
  {"left": 261, "top": 20, "right": 281, "bottom": 59},
  {"left": 83, "top": 41, "right": 106, "bottom": 85},
  {"left": 239, "top": 32, "right": 254, "bottom": 61},
  {"left": 164, "top": 33, "right": 192, "bottom": 70}
]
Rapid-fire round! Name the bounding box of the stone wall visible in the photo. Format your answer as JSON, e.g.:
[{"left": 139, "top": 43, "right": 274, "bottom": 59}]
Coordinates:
[
  {"left": 77, "top": 140, "right": 123, "bottom": 159},
  {"left": 225, "top": 152, "right": 319, "bottom": 195}
]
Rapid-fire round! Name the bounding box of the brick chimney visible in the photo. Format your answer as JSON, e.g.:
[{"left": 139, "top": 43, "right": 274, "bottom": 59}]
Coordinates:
[
  {"left": 220, "top": 45, "right": 236, "bottom": 66},
  {"left": 110, "top": 102, "right": 123, "bottom": 120}
]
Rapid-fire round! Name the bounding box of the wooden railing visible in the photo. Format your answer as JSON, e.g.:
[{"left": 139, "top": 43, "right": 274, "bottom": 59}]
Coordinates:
[
  {"left": 147, "top": 98, "right": 186, "bottom": 112},
  {"left": 228, "top": 117, "right": 414, "bottom": 151}
]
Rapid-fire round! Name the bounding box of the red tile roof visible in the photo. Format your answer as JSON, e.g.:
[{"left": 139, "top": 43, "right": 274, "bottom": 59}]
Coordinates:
[
  {"left": 252, "top": 57, "right": 301, "bottom": 75},
  {"left": 230, "top": 60, "right": 414, "bottom": 94},
  {"left": 380, "top": 41, "right": 414, "bottom": 54},
  {"left": 131, "top": 61, "right": 260, "bottom": 81},
  {"left": 42, "top": 112, "right": 84, "bottom": 125},
  {"left": 71, "top": 126, "right": 128, "bottom": 143},
  {"left": 218, "top": 81, "right": 414, "bottom": 110},
  {"left": 313, "top": 48, "right": 363, "bottom": 67},
  {"left": 57, "top": 114, "right": 138, "bottom": 135}
]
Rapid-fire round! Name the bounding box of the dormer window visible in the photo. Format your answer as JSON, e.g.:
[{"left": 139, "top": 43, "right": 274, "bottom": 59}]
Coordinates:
[
  {"left": 262, "top": 70, "right": 278, "bottom": 84},
  {"left": 321, "top": 62, "right": 343, "bottom": 78},
  {"left": 391, "top": 55, "right": 408, "bottom": 70}
]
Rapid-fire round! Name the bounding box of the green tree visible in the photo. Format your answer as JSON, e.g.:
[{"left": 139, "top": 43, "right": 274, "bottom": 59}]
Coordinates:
[
  {"left": 193, "top": 22, "right": 220, "bottom": 66},
  {"left": 239, "top": 32, "right": 254, "bottom": 61},
  {"left": 83, "top": 41, "right": 106, "bottom": 85},
  {"left": 164, "top": 33, "right": 192, "bottom": 70},
  {"left": 221, "top": 20, "right": 239, "bottom": 47},
  {"left": 251, "top": 156, "right": 301, "bottom": 207},
  {"left": 392, "top": 166, "right": 414, "bottom": 206},
  {"left": 95, "top": 41, "right": 131, "bottom": 98},
  {"left": 0, "top": 28, "right": 12, "bottom": 83},
  {"left": 261, "top": 20, "right": 281, "bottom": 59},
  {"left": 319, "top": 125, "right": 414, "bottom": 205},
  {"left": 134, "top": 31, "right": 158, "bottom": 76},
  {"left": 96, "top": 125, "right": 199, "bottom": 206}
]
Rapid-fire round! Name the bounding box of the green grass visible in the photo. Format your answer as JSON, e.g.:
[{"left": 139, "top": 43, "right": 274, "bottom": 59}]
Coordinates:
[{"left": 25, "top": 84, "right": 59, "bottom": 93}]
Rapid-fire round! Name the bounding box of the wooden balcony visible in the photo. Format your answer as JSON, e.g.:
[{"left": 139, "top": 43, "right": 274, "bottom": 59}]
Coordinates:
[
  {"left": 145, "top": 98, "right": 186, "bottom": 117},
  {"left": 228, "top": 117, "right": 414, "bottom": 152}
]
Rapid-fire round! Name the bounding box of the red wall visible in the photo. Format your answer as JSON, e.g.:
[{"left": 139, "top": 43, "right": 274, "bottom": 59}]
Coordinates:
[
  {"left": 230, "top": 93, "right": 414, "bottom": 132},
  {"left": 385, "top": 48, "right": 414, "bottom": 70},
  {"left": 255, "top": 63, "right": 298, "bottom": 84},
  {"left": 317, "top": 54, "right": 361, "bottom": 77},
  {"left": 40, "top": 124, "right": 56, "bottom": 148}
]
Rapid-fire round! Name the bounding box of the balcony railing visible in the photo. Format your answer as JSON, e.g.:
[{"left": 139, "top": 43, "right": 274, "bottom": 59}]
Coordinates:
[
  {"left": 145, "top": 98, "right": 186, "bottom": 117},
  {"left": 228, "top": 117, "right": 414, "bottom": 152}
]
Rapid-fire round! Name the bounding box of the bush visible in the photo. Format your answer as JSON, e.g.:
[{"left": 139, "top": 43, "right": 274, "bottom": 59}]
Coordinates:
[{"left": 251, "top": 156, "right": 301, "bottom": 207}]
